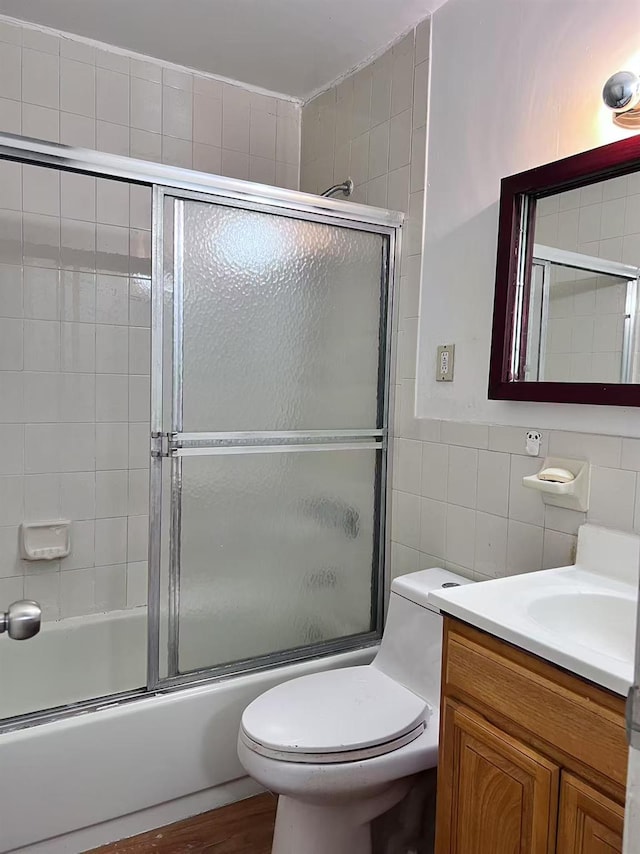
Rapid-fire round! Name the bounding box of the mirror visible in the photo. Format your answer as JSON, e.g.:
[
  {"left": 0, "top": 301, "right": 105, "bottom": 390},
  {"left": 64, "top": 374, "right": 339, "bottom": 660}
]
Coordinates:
[{"left": 489, "top": 136, "right": 640, "bottom": 405}]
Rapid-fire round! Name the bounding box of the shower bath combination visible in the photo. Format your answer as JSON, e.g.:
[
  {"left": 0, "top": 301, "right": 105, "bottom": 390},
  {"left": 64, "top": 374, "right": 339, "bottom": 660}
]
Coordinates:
[{"left": 0, "top": 133, "right": 402, "bottom": 853}]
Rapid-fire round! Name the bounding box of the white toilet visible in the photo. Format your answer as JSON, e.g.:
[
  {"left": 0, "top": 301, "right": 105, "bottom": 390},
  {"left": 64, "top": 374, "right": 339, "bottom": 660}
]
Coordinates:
[{"left": 237, "top": 567, "right": 471, "bottom": 854}]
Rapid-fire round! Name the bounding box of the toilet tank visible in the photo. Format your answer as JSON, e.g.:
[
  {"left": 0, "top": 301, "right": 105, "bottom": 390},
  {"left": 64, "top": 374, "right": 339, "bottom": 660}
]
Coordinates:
[{"left": 372, "top": 568, "right": 472, "bottom": 705}]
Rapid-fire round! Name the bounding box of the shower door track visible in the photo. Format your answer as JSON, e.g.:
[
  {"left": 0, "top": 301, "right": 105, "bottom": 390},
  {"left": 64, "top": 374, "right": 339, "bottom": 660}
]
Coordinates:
[{"left": 0, "top": 133, "right": 403, "bottom": 730}]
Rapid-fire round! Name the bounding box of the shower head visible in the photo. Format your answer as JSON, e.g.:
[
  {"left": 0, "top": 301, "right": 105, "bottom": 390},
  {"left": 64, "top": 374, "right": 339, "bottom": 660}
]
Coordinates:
[{"left": 321, "top": 178, "right": 354, "bottom": 198}]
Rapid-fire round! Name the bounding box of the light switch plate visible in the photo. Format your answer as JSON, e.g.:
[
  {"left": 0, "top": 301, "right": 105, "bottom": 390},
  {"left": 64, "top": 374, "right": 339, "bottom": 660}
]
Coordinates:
[{"left": 436, "top": 344, "right": 455, "bottom": 382}]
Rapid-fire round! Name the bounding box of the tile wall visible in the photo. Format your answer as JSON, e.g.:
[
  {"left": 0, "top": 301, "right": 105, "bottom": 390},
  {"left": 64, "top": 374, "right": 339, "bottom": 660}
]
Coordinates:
[
  {"left": 0, "top": 17, "right": 300, "bottom": 620},
  {"left": 300, "top": 17, "right": 640, "bottom": 586}
]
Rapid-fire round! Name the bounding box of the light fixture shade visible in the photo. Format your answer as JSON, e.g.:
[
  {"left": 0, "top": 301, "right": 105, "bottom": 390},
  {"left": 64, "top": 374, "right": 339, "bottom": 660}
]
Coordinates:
[{"left": 602, "top": 70, "right": 640, "bottom": 112}]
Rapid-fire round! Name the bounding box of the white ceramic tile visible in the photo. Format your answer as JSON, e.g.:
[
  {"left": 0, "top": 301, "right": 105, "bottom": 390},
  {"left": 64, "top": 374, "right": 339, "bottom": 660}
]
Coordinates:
[
  {"left": 126, "top": 326, "right": 149, "bottom": 375},
  {"left": 0, "top": 526, "right": 21, "bottom": 578},
  {"left": 94, "top": 563, "right": 127, "bottom": 611},
  {"left": 440, "top": 421, "right": 489, "bottom": 449},
  {"left": 95, "top": 470, "right": 128, "bottom": 518},
  {"left": 126, "top": 560, "right": 147, "bottom": 607},
  {"left": 275, "top": 116, "right": 299, "bottom": 165},
  {"left": 548, "top": 430, "right": 622, "bottom": 468},
  {"left": 367, "top": 175, "right": 387, "bottom": 208},
  {"left": 445, "top": 504, "right": 475, "bottom": 569},
  {"left": 0, "top": 95, "right": 21, "bottom": 132},
  {"left": 95, "top": 516, "right": 127, "bottom": 565},
  {"left": 129, "top": 375, "right": 150, "bottom": 423},
  {"left": 129, "top": 186, "right": 152, "bottom": 230},
  {"left": 60, "top": 472, "right": 95, "bottom": 521},
  {"left": 0, "top": 425, "right": 24, "bottom": 475},
  {"left": 60, "top": 58, "right": 95, "bottom": 117},
  {"left": 410, "top": 125, "right": 426, "bottom": 193},
  {"left": 96, "top": 180, "right": 129, "bottom": 227},
  {"left": 413, "top": 60, "right": 429, "bottom": 130},
  {"left": 24, "top": 572, "right": 59, "bottom": 621},
  {"left": 0, "top": 475, "right": 23, "bottom": 525},
  {"left": 447, "top": 445, "right": 478, "bottom": 508},
  {"left": 22, "top": 29, "right": 59, "bottom": 55},
  {"left": 59, "top": 373, "right": 96, "bottom": 422},
  {"left": 162, "top": 136, "right": 192, "bottom": 168},
  {"left": 275, "top": 162, "right": 298, "bottom": 191},
  {"left": 474, "top": 512, "right": 508, "bottom": 577},
  {"left": 0, "top": 373, "right": 24, "bottom": 423},
  {"left": 61, "top": 218, "right": 96, "bottom": 272},
  {"left": 419, "top": 497, "right": 446, "bottom": 558},
  {"left": 96, "top": 422, "right": 128, "bottom": 470},
  {"left": 23, "top": 319, "right": 59, "bottom": 371},
  {"left": 192, "top": 93, "right": 222, "bottom": 147},
  {"left": 60, "top": 112, "right": 95, "bottom": 148},
  {"left": 60, "top": 321, "right": 95, "bottom": 372},
  {"left": 129, "top": 422, "right": 148, "bottom": 469},
  {"left": 0, "top": 20, "right": 22, "bottom": 46},
  {"left": 23, "top": 213, "right": 60, "bottom": 269},
  {"left": 127, "top": 514, "right": 148, "bottom": 562},
  {"left": 506, "top": 520, "right": 544, "bottom": 574},
  {"left": 130, "top": 228, "right": 151, "bottom": 278},
  {"left": 162, "top": 85, "right": 192, "bottom": 139},
  {"left": 588, "top": 465, "right": 636, "bottom": 530},
  {"left": 129, "top": 275, "right": 151, "bottom": 328},
  {"left": 0, "top": 318, "right": 23, "bottom": 370},
  {"left": 368, "top": 121, "right": 390, "bottom": 179},
  {"left": 61, "top": 172, "right": 96, "bottom": 222},
  {"left": 508, "top": 454, "right": 545, "bottom": 526},
  {"left": 96, "top": 274, "right": 129, "bottom": 324},
  {"left": 163, "top": 67, "right": 192, "bottom": 91},
  {"left": 95, "top": 324, "right": 129, "bottom": 374},
  {"left": 22, "top": 48, "right": 59, "bottom": 108},
  {"left": 351, "top": 69, "right": 371, "bottom": 137},
  {"left": 543, "top": 505, "right": 586, "bottom": 536},
  {"left": 59, "top": 424, "right": 95, "bottom": 473},
  {"left": 0, "top": 161, "right": 21, "bottom": 210},
  {"left": 0, "top": 42, "right": 21, "bottom": 101},
  {"left": 24, "top": 473, "right": 59, "bottom": 520},
  {"left": 97, "top": 120, "right": 129, "bottom": 155},
  {"left": 94, "top": 48, "right": 128, "bottom": 74},
  {"left": 96, "top": 68, "right": 129, "bottom": 125},
  {"left": 249, "top": 109, "right": 276, "bottom": 160},
  {"left": 391, "top": 489, "right": 420, "bottom": 550},
  {"left": 394, "top": 438, "right": 421, "bottom": 494},
  {"left": 128, "top": 468, "right": 149, "bottom": 517},
  {"left": 249, "top": 155, "right": 276, "bottom": 186},
  {"left": 129, "top": 128, "right": 161, "bottom": 161},
  {"left": 390, "top": 541, "right": 420, "bottom": 579},
  {"left": 370, "top": 54, "right": 392, "bottom": 129},
  {"left": 622, "top": 438, "right": 640, "bottom": 471},
  {"left": 542, "top": 529, "right": 576, "bottom": 570},
  {"left": 23, "top": 266, "right": 59, "bottom": 320},
  {"left": 389, "top": 109, "right": 412, "bottom": 171},
  {"left": 130, "top": 77, "right": 161, "bottom": 133},
  {"left": 391, "top": 50, "right": 413, "bottom": 117},
  {"left": 221, "top": 148, "right": 249, "bottom": 180},
  {"left": 60, "top": 567, "right": 95, "bottom": 618},
  {"left": 194, "top": 76, "right": 223, "bottom": 99},
  {"left": 96, "top": 224, "right": 129, "bottom": 275},
  {"left": 0, "top": 263, "right": 23, "bottom": 319},
  {"left": 222, "top": 100, "right": 250, "bottom": 153},
  {"left": 477, "top": 450, "right": 510, "bottom": 516},
  {"left": 23, "top": 371, "right": 58, "bottom": 423},
  {"left": 193, "top": 143, "right": 222, "bottom": 175},
  {"left": 60, "top": 37, "right": 95, "bottom": 65},
  {"left": 96, "top": 373, "right": 128, "bottom": 422},
  {"left": 387, "top": 165, "right": 410, "bottom": 213}
]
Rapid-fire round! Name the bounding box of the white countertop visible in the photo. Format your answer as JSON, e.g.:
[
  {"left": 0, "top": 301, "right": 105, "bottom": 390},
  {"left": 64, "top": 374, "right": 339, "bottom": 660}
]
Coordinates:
[{"left": 429, "top": 563, "right": 637, "bottom": 697}]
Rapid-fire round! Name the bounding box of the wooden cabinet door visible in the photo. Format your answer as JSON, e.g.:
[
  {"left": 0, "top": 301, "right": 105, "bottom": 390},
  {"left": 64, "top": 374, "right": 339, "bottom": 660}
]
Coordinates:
[
  {"left": 435, "top": 700, "right": 559, "bottom": 854},
  {"left": 556, "top": 774, "right": 624, "bottom": 854}
]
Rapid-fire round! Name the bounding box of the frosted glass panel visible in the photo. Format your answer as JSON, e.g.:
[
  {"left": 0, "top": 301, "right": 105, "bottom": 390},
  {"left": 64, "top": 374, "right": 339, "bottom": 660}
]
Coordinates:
[
  {"left": 177, "top": 449, "right": 379, "bottom": 674},
  {"left": 180, "top": 202, "right": 386, "bottom": 431}
]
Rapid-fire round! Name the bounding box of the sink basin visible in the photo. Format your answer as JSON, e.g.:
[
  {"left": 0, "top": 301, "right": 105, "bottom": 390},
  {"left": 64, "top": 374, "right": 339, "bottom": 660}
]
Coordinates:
[{"left": 527, "top": 592, "right": 637, "bottom": 663}]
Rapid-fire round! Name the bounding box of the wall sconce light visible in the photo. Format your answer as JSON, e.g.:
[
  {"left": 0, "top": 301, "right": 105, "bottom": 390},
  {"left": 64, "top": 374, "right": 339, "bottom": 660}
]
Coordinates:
[{"left": 602, "top": 70, "right": 640, "bottom": 128}]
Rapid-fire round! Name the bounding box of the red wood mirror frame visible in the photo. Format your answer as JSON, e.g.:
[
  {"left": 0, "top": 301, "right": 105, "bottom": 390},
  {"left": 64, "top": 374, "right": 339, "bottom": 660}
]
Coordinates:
[{"left": 489, "top": 134, "right": 640, "bottom": 406}]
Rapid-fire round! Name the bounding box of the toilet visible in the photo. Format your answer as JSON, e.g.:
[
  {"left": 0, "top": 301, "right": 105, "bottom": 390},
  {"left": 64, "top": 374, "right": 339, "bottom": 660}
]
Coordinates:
[{"left": 237, "top": 567, "right": 471, "bottom": 854}]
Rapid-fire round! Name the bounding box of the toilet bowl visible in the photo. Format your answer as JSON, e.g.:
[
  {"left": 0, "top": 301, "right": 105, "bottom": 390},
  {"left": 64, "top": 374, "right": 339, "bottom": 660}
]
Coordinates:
[{"left": 237, "top": 567, "right": 471, "bottom": 854}]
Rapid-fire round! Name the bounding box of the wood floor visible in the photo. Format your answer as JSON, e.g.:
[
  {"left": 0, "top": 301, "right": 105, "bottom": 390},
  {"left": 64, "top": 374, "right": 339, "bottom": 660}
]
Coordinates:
[{"left": 87, "top": 794, "right": 277, "bottom": 854}]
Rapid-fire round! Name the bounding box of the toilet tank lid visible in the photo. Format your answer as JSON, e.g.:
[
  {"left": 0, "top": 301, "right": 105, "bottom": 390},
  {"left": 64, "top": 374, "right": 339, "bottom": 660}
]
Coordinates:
[{"left": 391, "top": 568, "right": 473, "bottom": 610}]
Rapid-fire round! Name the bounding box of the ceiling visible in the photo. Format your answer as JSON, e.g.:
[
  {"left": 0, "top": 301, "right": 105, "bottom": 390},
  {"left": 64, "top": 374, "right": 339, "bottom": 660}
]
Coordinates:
[{"left": 0, "top": 0, "right": 437, "bottom": 100}]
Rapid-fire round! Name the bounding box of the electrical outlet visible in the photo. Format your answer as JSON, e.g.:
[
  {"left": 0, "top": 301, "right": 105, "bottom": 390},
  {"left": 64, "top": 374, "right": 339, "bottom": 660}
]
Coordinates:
[{"left": 436, "top": 344, "right": 455, "bottom": 382}]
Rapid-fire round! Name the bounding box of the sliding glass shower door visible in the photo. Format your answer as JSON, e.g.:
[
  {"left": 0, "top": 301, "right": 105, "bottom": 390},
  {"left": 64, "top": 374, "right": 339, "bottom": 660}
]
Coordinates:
[{"left": 151, "top": 189, "right": 396, "bottom": 684}]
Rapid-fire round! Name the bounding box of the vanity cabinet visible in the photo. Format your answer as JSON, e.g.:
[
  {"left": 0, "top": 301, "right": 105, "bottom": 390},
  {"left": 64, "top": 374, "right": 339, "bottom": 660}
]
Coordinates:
[{"left": 435, "top": 618, "right": 627, "bottom": 854}]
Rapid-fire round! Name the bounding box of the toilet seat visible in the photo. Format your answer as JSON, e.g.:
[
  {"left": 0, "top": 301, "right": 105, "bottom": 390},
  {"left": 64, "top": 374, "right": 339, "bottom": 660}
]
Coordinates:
[{"left": 240, "top": 665, "right": 430, "bottom": 764}]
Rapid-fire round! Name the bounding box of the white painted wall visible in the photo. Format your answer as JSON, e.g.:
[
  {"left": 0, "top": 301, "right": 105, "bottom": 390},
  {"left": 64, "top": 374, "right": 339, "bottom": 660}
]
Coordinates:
[{"left": 417, "top": 0, "right": 640, "bottom": 436}]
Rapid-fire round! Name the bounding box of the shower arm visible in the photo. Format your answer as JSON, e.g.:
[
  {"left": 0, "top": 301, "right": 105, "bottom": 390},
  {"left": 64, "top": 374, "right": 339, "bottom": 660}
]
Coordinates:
[{"left": 321, "top": 178, "right": 354, "bottom": 198}]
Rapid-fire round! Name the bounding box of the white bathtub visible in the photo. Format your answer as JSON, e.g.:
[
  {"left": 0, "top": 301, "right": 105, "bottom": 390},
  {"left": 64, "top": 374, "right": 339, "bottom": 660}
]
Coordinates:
[{"left": 0, "top": 607, "right": 376, "bottom": 853}]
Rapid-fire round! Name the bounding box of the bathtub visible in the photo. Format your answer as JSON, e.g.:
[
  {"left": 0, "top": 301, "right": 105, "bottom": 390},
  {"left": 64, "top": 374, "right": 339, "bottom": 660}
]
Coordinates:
[{"left": 0, "top": 606, "right": 376, "bottom": 853}]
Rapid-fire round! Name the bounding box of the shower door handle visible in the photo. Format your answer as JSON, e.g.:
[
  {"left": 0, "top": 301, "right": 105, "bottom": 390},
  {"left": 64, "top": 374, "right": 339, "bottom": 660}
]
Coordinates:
[{"left": 0, "top": 600, "right": 41, "bottom": 640}]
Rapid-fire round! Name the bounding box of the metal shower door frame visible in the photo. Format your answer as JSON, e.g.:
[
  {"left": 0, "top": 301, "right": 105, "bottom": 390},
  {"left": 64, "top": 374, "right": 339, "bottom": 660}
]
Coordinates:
[{"left": 148, "top": 185, "right": 402, "bottom": 690}]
